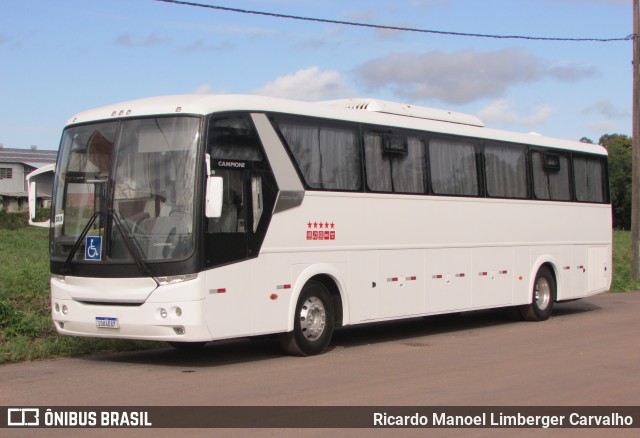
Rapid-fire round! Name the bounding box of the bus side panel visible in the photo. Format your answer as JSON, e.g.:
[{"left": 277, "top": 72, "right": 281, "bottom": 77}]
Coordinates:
[
  {"left": 587, "top": 246, "right": 611, "bottom": 293},
  {"left": 569, "top": 246, "right": 589, "bottom": 300},
  {"left": 425, "top": 248, "right": 472, "bottom": 313},
  {"left": 347, "top": 250, "right": 380, "bottom": 323},
  {"left": 471, "top": 247, "right": 513, "bottom": 308},
  {"left": 554, "top": 246, "right": 573, "bottom": 301},
  {"left": 378, "top": 249, "right": 425, "bottom": 319},
  {"left": 204, "top": 257, "right": 292, "bottom": 340},
  {"left": 512, "top": 246, "right": 532, "bottom": 305}
]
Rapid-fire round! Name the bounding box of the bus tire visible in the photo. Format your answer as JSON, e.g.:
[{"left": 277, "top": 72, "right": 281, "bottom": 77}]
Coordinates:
[
  {"left": 279, "top": 280, "right": 334, "bottom": 356},
  {"left": 520, "top": 266, "right": 556, "bottom": 321}
]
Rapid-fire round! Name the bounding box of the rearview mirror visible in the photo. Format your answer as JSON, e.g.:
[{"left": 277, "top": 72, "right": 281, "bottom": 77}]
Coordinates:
[{"left": 206, "top": 176, "right": 223, "bottom": 218}]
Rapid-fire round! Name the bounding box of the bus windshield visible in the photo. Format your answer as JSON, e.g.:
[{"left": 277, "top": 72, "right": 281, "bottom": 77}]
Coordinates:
[{"left": 51, "top": 117, "right": 201, "bottom": 266}]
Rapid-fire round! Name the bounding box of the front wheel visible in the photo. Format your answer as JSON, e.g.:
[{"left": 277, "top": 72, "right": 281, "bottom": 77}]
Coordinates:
[
  {"left": 520, "top": 266, "right": 556, "bottom": 321},
  {"left": 279, "top": 280, "right": 334, "bottom": 356}
]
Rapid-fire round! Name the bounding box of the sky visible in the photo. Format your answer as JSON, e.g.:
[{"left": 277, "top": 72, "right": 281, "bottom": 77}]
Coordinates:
[{"left": 0, "top": 0, "right": 635, "bottom": 151}]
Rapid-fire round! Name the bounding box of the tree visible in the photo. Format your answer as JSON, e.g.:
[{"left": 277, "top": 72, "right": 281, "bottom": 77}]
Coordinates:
[
  {"left": 600, "top": 134, "right": 633, "bottom": 229},
  {"left": 580, "top": 137, "right": 594, "bottom": 144}
]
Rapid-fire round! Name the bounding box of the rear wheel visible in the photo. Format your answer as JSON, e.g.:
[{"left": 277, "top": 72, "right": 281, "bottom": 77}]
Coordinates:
[
  {"left": 279, "top": 280, "right": 334, "bottom": 356},
  {"left": 520, "top": 266, "right": 556, "bottom": 321}
]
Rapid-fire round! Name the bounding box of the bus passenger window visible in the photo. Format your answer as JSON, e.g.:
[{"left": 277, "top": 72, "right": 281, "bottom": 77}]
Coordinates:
[
  {"left": 532, "top": 151, "right": 571, "bottom": 201},
  {"left": 274, "top": 118, "right": 361, "bottom": 191},
  {"left": 365, "top": 132, "right": 427, "bottom": 194},
  {"left": 574, "top": 156, "right": 607, "bottom": 203},
  {"left": 429, "top": 138, "right": 478, "bottom": 196},
  {"left": 484, "top": 144, "right": 527, "bottom": 199}
]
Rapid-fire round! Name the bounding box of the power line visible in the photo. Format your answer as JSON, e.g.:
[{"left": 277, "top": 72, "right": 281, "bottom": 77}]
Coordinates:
[{"left": 155, "top": 0, "right": 634, "bottom": 43}]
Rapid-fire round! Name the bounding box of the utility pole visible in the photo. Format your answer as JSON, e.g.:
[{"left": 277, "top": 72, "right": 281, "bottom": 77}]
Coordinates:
[{"left": 632, "top": 0, "right": 640, "bottom": 279}]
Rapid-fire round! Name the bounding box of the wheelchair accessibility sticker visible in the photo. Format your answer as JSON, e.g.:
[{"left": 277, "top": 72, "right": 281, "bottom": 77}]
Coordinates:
[{"left": 85, "top": 236, "right": 102, "bottom": 261}]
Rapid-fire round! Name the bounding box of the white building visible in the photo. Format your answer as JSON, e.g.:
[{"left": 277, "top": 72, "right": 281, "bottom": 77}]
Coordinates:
[{"left": 0, "top": 145, "right": 57, "bottom": 212}]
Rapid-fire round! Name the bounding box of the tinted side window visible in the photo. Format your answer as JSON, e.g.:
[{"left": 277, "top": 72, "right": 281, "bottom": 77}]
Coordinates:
[
  {"left": 274, "top": 118, "right": 361, "bottom": 191},
  {"left": 365, "top": 132, "right": 427, "bottom": 194},
  {"left": 532, "top": 151, "right": 571, "bottom": 201},
  {"left": 484, "top": 144, "right": 528, "bottom": 199},
  {"left": 429, "top": 138, "right": 478, "bottom": 196},
  {"left": 208, "top": 115, "right": 263, "bottom": 161},
  {"left": 573, "top": 155, "right": 607, "bottom": 203}
]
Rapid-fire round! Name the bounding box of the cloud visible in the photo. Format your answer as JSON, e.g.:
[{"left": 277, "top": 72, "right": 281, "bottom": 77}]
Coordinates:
[
  {"left": 477, "top": 99, "right": 553, "bottom": 126},
  {"left": 587, "top": 119, "right": 618, "bottom": 134},
  {"left": 256, "top": 67, "right": 351, "bottom": 100},
  {"left": 354, "top": 48, "right": 596, "bottom": 104},
  {"left": 177, "top": 39, "right": 235, "bottom": 54},
  {"left": 295, "top": 28, "right": 346, "bottom": 50},
  {"left": 582, "top": 100, "right": 630, "bottom": 118},
  {"left": 547, "top": 62, "right": 597, "bottom": 81},
  {"left": 340, "top": 9, "right": 406, "bottom": 39},
  {"left": 191, "top": 84, "right": 229, "bottom": 94},
  {"left": 172, "top": 22, "right": 280, "bottom": 38},
  {"left": 115, "top": 33, "right": 172, "bottom": 48},
  {"left": 193, "top": 84, "right": 212, "bottom": 94}
]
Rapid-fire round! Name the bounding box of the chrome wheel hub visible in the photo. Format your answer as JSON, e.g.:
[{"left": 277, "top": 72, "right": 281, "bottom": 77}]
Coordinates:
[
  {"left": 299, "top": 296, "right": 326, "bottom": 341},
  {"left": 535, "top": 277, "right": 551, "bottom": 310}
]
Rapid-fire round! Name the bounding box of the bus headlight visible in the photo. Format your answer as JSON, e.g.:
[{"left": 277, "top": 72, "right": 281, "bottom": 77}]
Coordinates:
[{"left": 154, "top": 274, "right": 198, "bottom": 286}]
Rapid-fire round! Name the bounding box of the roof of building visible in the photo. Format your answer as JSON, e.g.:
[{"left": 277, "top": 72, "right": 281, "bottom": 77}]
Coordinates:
[{"left": 0, "top": 147, "right": 57, "bottom": 168}]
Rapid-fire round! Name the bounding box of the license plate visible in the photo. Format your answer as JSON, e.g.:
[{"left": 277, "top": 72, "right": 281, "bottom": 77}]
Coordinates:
[{"left": 96, "top": 317, "right": 119, "bottom": 329}]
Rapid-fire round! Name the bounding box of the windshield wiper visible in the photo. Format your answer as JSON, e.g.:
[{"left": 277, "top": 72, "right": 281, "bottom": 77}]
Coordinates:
[
  {"left": 61, "top": 209, "right": 152, "bottom": 277},
  {"left": 62, "top": 211, "right": 101, "bottom": 274},
  {"left": 109, "top": 209, "right": 152, "bottom": 276}
]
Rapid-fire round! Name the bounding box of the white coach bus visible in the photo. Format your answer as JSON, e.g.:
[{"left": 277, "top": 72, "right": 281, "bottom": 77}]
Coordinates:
[{"left": 50, "top": 94, "right": 611, "bottom": 356}]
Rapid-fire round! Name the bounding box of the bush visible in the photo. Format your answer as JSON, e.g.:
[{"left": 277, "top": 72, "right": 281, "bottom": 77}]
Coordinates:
[{"left": 0, "top": 211, "right": 29, "bottom": 229}]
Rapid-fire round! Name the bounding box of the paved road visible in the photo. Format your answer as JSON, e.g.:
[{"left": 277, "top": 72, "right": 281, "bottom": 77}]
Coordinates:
[{"left": 1, "top": 292, "right": 639, "bottom": 437}]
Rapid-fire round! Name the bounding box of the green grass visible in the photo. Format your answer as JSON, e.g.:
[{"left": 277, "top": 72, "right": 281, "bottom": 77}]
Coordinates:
[
  {"left": 0, "top": 220, "right": 637, "bottom": 364},
  {"left": 0, "top": 226, "right": 156, "bottom": 364},
  {"left": 611, "top": 230, "right": 640, "bottom": 292}
]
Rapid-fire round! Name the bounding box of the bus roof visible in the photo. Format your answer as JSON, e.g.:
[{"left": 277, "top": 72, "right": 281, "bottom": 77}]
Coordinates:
[{"left": 66, "top": 94, "right": 607, "bottom": 156}]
